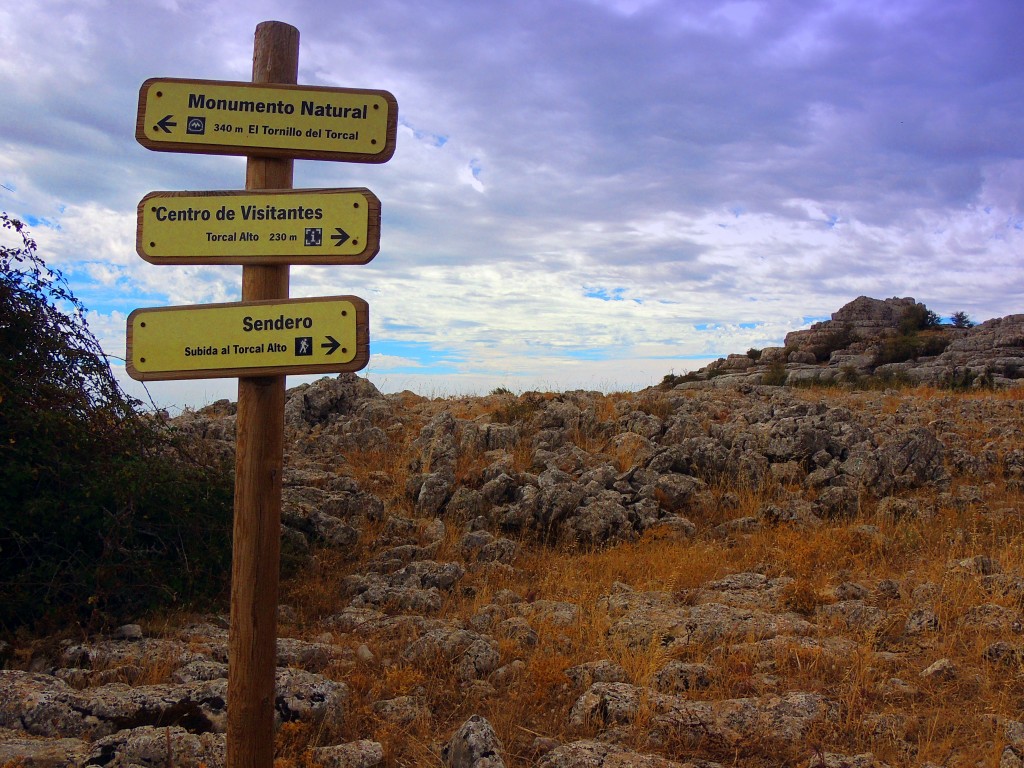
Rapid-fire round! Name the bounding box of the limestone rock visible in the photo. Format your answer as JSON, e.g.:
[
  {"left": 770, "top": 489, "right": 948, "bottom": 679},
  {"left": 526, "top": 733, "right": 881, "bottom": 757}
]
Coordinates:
[
  {"left": 314, "top": 740, "right": 385, "bottom": 768},
  {"left": 0, "top": 729, "right": 90, "bottom": 767},
  {"left": 537, "top": 739, "right": 709, "bottom": 767},
  {"left": 284, "top": 373, "right": 383, "bottom": 428},
  {"left": 808, "top": 753, "right": 891, "bottom": 768},
  {"left": 372, "top": 696, "right": 427, "bottom": 726},
  {"left": 404, "top": 629, "right": 500, "bottom": 682},
  {"left": 88, "top": 725, "right": 225, "bottom": 768},
  {"left": 0, "top": 671, "right": 92, "bottom": 738},
  {"left": 442, "top": 715, "right": 506, "bottom": 768},
  {"left": 569, "top": 682, "right": 836, "bottom": 749},
  {"left": 565, "top": 660, "right": 628, "bottom": 689}
]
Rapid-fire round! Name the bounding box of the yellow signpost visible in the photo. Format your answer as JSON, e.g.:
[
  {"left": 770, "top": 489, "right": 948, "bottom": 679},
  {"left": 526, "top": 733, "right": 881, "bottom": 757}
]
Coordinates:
[
  {"left": 137, "top": 188, "right": 380, "bottom": 264},
  {"left": 127, "top": 296, "right": 368, "bottom": 380},
  {"left": 130, "top": 22, "right": 390, "bottom": 768},
  {"left": 136, "top": 77, "right": 398, "bottom": 162}
]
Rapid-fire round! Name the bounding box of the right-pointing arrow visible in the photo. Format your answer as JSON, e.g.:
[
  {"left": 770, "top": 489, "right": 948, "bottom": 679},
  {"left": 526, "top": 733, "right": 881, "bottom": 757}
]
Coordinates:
[
  {"left": 330, "top": 228, "right": 350, "bottom": 246},
  {"left": 321, "top": 336, "right": 340, "bottom": 355}
]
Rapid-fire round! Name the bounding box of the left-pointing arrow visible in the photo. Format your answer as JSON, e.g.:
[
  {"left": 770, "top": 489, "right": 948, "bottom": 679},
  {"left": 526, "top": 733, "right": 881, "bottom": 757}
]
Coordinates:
[
  {"left": 155, "top": 115, "right": 177, "bottom": 133},
  {"left": 321, "top": 336, "right": 341, "bottom": 355},
  {"left": 330, "top": 228, "right": 350, "bottom": 247}
]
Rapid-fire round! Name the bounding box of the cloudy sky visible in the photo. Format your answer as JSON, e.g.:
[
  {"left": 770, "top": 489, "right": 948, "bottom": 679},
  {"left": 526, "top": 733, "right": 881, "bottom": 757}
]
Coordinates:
[{"left": 2, "top": 0, "right": 1022, "bottom": 410}]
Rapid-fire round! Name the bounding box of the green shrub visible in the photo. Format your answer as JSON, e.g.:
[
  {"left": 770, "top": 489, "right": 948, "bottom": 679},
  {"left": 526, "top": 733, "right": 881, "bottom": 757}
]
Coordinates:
[
  {"left": 838, "top": 365, "right": 861, "bottom": 386},
  {"left": 659, "top": 373, "right": 678, "bottom": 389},
  {"left": 939, "top": 367, "right": 994, "bottom": 392},
  {"left": 916, "top": 332, "right": 951, "bottom": 357},
  {"left": 875, "top": 335, "right": 919, "bottom": 365},
  {"left": 789, "top": 373, "right": 832, "bottom": 389},
  {"left": 659, "top": 371, "right": 701, "bottom": 389},
  {"left": 898, "top": 304, "right": 941, "bottom": 335},
  {"left": 490, "top": 392, "right": 546, "bottom": 424},
  {"left": 808, "top": 324, "right": 854, "bottom": 362},
  {"left": 950, "top": 311, "right": 975, "bottom": 329},
  {"left": 853, "top": 369, "right": 914, "bottom": 391},
  {"left": 746, "top": 347, "right": 762, "bottom": 361},
  {"left": 874, "top": 330, "right": 951, "bottom": 366},
  {"left": 762, "top": 361, "right": 789, "bottom": 386},
  {"left": 0, "top": 214, "right": 233, "bottom": 633}
]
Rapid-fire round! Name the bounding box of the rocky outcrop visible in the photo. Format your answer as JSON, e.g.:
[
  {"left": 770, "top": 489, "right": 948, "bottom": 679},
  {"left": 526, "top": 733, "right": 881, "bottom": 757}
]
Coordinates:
[
  {"left": 884, "top": 313, "right": 1024, "bottom": 386},
  {"left": 679, "top": 296, "right": 1023, "bottom": 389},
  {"left": 784, "top": 295, "right": 919, "bottom": 349}
]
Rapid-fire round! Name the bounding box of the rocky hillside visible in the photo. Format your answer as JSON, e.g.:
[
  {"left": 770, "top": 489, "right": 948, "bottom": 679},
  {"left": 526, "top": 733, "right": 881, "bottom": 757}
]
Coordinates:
[
  {"left": 3, "top": 322, "right": 1024, "bottom": 766},
  {"left": 671, "top": 296, "right": 1024, "bottom": 389}
]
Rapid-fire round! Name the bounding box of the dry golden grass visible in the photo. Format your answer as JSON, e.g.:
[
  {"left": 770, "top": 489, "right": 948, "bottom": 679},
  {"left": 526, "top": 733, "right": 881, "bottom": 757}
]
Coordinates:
[
  {"left": 282, "top": 482, "right": 1024, "bottom": 766},
  {"left": 30, "top": 384, "right": 1021, "bottom": 767}
]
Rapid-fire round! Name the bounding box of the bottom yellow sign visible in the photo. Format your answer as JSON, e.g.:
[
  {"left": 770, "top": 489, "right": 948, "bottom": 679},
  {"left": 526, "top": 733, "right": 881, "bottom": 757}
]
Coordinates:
[{"left": 127, "top": 296, "right": 368, "bottom": 381}]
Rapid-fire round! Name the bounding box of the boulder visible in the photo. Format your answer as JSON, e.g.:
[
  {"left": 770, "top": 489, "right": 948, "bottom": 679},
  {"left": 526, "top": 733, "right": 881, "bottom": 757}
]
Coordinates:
[{"left": 442, "top": 715, "right": 506, "bottom": 768}]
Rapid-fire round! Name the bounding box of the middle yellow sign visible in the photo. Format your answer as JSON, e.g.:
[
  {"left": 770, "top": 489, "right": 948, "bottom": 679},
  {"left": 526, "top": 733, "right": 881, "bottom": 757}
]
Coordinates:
[{"left": 137, "top": 188, "right": 380, "bottom": 264}]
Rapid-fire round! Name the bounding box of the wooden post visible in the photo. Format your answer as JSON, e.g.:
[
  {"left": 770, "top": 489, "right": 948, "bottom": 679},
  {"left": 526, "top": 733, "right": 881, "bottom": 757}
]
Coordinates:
[{"left": 227, "top": 21, "right": 299, "bottom": 768}]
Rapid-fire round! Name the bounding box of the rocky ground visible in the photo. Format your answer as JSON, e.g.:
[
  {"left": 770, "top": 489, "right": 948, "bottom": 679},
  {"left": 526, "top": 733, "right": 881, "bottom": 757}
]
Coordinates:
[{"left": 3, "top": 302, "right": 1024, "bottom": 767}]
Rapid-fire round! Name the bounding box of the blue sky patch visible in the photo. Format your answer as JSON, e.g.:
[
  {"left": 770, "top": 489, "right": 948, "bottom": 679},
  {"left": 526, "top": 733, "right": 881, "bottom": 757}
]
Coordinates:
[
  {"left": 372, "top": 339, "right": 467, "bottom": 370},
  {"left": 801, "top": 315, "right": 829, "bottom": 325},
  {"left": 559, "top": 347, "right": 613, "bottom": 361},
  {"left": 584, "top": 286, "right": 626, "bottom": 301},
  {"left": 76, "top": 285, "right": 167, "bottom": 316},
  {"left": 403, "top": 120, "right": 449, "bottom": 147},
  {"left": 649, "top": 353, "right": 723, "bottom": 361}
]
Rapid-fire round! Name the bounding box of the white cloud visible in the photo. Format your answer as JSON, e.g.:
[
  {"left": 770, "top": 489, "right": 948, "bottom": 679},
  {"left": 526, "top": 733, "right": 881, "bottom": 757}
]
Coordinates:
[{"left": 2, "top": 0, "right": 1022, "bottom": 410}]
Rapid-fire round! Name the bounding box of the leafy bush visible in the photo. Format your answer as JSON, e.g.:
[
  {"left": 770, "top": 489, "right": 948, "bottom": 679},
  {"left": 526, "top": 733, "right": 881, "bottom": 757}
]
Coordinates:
[
  {"left": 898, "top": 303, "right": 941, "bottom": 335},
  {"left": 853, "top": 369, "right": 914, "bottom": 391},
  {"left": 490, "top": 392, "right": 546, "bottom": 424},
  {"left": 788, "top": 372, "right": 831, "bottom": 389},
  {"left": 746, "top": 348, "right": 762, "bottom": 361},
  {"left": 762, "top": 361, "right": 789, "bottom": 386},
  {"left": 873, "top": 303, "right": 951, "bottom": 368},
  {"left": 939, "top": 367, "right": 994, "bottom": 391},
  {"left": 0, "top": 214, "right": 233, "bottom": 633},
  {"left": 916, "top": 332, "right": 952, "bottom": 357},
  {"left": 808, "top": 324, "right": 854, "bottom": 362},
  {"left": 659, "top": 371, "right": 701, "bottom": 389},
  {"left": 874, "top": 330, "right": 951, "bottom": 366},
  {"left": 950, "top": 311, "right": 975, "bottom": 329},
  {"left": 874, "top": 335, "right": 920, "bottom": 365}
]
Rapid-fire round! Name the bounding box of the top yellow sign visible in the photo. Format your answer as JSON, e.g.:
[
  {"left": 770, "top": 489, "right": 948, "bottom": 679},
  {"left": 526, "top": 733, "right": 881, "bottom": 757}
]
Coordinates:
[{"left": 136, "top": 78, "right": 398, "bottom": 163}]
